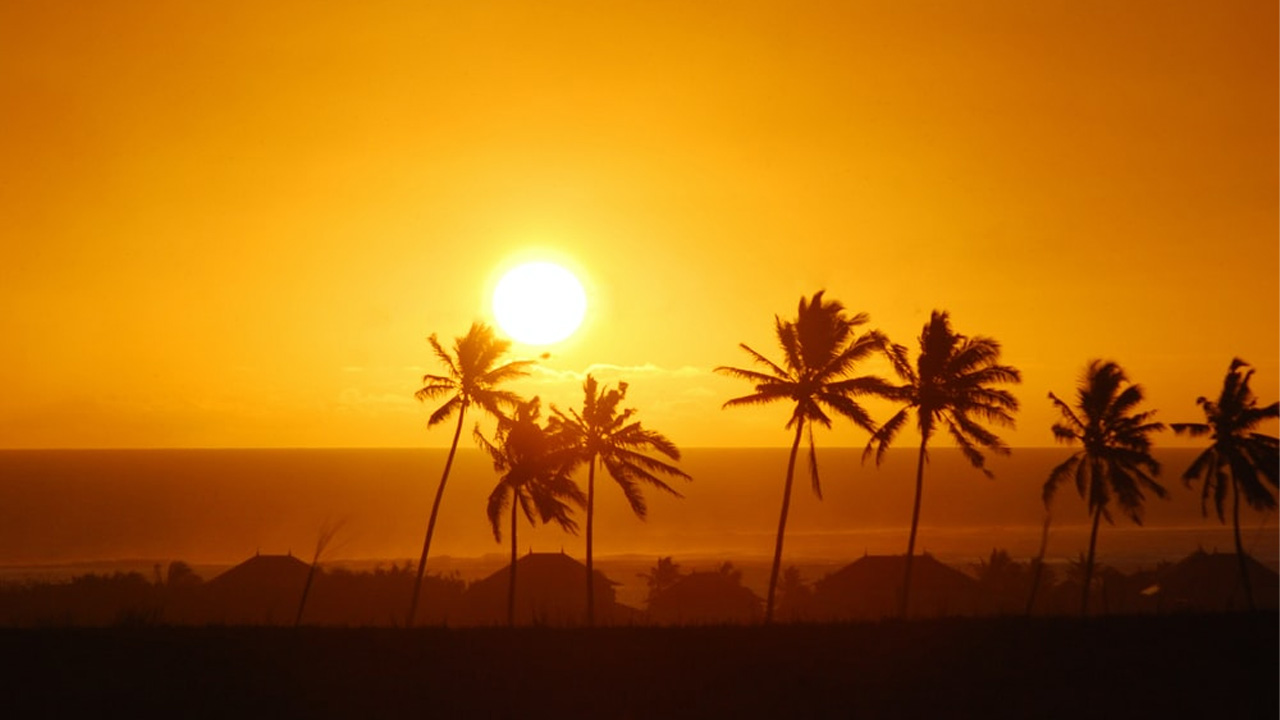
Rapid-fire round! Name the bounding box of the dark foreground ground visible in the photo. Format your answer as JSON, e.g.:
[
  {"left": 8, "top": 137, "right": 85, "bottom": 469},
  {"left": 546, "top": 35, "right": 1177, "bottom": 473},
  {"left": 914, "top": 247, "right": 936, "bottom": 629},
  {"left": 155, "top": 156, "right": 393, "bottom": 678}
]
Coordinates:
[{"left": 2, "top": 614, "right": 1275, "bottom": 719}]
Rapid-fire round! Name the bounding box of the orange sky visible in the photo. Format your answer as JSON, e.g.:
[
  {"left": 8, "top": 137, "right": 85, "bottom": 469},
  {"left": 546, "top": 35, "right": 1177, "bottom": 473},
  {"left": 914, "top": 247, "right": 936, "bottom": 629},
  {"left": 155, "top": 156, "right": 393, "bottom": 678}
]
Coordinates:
[{"left": 2, "top": 0, "right": 1276, "bottom": 449}]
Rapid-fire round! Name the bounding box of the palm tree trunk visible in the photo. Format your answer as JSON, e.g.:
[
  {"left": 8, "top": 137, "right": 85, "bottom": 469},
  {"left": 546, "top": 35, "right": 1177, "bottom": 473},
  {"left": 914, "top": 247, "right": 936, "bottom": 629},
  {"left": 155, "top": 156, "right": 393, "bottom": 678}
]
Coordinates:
[
  {"left": 585, "top": 457, "right": 597, "bottom": 627},
  {"left": 1025, "top": 512, "right": 1052, "bottom": 617},
  {"left": 1081, "top": 504, "right": 1102, "bottom": 617},
  {"left": 1231, "top": 479, "right": 1256, "bottom": 611},
  {"left": 508, "top": 496, "right": 518, "bottom": 627},
  {"left": 899, "top": 434, "right": 929, "bottom": 619},
  {"left": 295, "top": 562, "right": 318, "bottom": 627},
  {"left": 765, "top": 421, "right": 806, "bottom": 624},
  {"left": 407, "top": 404, "right": 468, "bottom": 627}
]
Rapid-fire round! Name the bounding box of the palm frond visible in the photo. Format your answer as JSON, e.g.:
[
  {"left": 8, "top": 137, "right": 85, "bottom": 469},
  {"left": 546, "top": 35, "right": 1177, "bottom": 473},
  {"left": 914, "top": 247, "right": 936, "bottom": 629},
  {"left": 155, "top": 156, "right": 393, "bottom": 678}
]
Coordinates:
[
  {"left": 864, "top": 407, "right": 911, "bottom": 466},
  {"left": 414, "top": 381, "right": 457, "bottom": 402},
  {"left": 722, "top": 387, "right": 794, "bottom": 410},
  {"left": 714, "top": 364, "right": 792, "bottom": 387},
  {"left": 817, "top": 392, "right": 876, "bottom": 433},
  {"left": 882, "top": 341, "right": 916, "bottom": 384},
  {"left": 481, "top": 359, "right": 534, "bottom": 386},
  {"left": 1043, "top": 453, "right": 1080, "bottom": 507},
  {"left": 1169, "top": 422, "right": 1211, "bottom": 438},
  {"left": 735, "top": 343, "right": 794, "bottom": 381},
  {"left": 428, "top": 334, "right": 459, "bottom": 378},
  {"left": 603, "top": 459, "right": 650, "bottom": 519},
  {"left": 613, "top": 423, "right": 683, "bottom": 460},
  {"left": 1047, "top": 392, "right": 1084, "bottom": 433},
  {"left": 609, "top": 444, "right": 690, "bottom": 481},
  {"left": 486, "top": 483, "right": 511, "bottom": 542},
  {"left": 427, "top": 396, "right": 463, "bottom": 427},
  {"left": 472, "top": 389, "right": 524, "bottom": 420},
  {"left": 945, "top": 419, "right": 993, "bottom": 477}
]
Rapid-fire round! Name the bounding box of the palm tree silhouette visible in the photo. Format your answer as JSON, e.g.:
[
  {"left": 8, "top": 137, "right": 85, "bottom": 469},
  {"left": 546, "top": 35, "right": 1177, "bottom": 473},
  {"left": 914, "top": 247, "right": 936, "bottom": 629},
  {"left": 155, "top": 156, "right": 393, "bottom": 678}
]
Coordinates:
[
  {"left": 550, "top": 374, "right": 690, "bottom": 626},
  {"left": 864, "top": 310, "right": 1020, "bottom": 618},
  {"left": 1024, "top": 511, "right": 1052, "bottom": 616},
  {"left": 1170, "top": 358, "right": 1278, "bottom": 611},
  {"left": 717, "top": 291, "right": 890, "bottom": 623},
  {"left": 475, "top": 398, "right": 584, "bottom": 626},
  {"left": 407, "top": 322, "right": 533, "bottom": 626},
  {"left": 638, "top": 556, "right": 685, "bottom": 608},
  {"left": 1043, "top": 360, "right": 1165, "bottom": 617}
]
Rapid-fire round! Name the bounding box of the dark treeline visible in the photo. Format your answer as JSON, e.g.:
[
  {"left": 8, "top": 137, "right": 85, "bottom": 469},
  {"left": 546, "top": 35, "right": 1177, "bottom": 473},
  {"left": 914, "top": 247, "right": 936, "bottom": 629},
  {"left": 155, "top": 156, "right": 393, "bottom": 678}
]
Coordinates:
[{"left": 1, "top": 547, "right": 1274, "bottom": 628}]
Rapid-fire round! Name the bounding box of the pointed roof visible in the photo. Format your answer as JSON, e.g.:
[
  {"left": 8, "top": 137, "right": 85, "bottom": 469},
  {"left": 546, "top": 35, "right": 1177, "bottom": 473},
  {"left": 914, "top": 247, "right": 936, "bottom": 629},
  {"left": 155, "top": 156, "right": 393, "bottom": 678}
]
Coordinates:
[
  {"left": 209, "top": 553, "right": 310, "bottom": 590},
  {"left": 1145, "top": 550, "right": 1279, "bottom": 611},
  {"left": 456, "top": 551, "right": 632, "bottom": 626},
  {"left": 816, "top": 553, "right": 976, "bottom": 593},
  {"left": 202, "top": 553, "right": 311, "bottom": 625},
  {"left": 648, "top": 570, "right": 762, "bottom": 625},
  {"left": 811, "top": 554, "right": 979, "bottom": 620}
]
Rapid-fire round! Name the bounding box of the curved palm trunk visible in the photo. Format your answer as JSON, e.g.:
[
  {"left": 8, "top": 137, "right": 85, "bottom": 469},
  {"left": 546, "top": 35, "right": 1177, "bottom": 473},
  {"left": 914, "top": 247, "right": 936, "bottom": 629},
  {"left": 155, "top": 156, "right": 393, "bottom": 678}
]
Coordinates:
[
  {"left": 1081, "top": 505, "right": 1102, "bottom": 617},
  {"left": 585, "top": 457, "right": 597, "bottom": 627},
  {"left": 295, "top": 562, "right": 318, "bottom": 627},
  {"left": 1024, "top": 513, "right": 1052, "bottom": 617},
  {"left": 407, "top": 405, "right": 468, "bottom": 627},
  {"left": 899, "top": 434, "right": 929, "bottom": 619},
  {"left": 508, "top": 495, "right": 519, "bottom": 627},
  {"left": 1231, "top": 480, "right": 1256, "bottom": 611},
  {"left": 765, "top": 421, "right": 806, "bottom": 624}
]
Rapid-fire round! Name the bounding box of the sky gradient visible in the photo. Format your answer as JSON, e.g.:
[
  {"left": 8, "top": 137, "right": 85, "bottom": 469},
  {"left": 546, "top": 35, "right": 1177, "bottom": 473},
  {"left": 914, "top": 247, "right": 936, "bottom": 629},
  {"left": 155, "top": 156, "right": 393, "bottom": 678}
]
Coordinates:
[{"left": 2, "top": 0, "right": 1276, "bottom": 449}]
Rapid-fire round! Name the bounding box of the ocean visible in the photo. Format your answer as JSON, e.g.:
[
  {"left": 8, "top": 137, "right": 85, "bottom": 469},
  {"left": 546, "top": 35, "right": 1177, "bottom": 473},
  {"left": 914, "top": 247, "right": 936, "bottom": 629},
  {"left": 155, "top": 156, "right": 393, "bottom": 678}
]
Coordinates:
[{"left": 1, "top": 447, "right": 1275, "bottom": 603}]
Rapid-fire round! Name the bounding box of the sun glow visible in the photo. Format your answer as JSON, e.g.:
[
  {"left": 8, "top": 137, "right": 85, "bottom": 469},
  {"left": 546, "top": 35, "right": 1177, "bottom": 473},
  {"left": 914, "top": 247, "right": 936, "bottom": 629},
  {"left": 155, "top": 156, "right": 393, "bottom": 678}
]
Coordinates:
[{"left": 492, "top": 261, "right": 588, "bottom": 345}]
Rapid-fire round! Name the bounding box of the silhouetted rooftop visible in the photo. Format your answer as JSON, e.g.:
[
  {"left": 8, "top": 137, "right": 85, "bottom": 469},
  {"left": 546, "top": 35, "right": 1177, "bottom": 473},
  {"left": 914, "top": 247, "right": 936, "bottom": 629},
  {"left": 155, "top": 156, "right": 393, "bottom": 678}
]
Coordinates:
[
  {"left": 457, "top": 551, "right": 633, "bottom": 626},
  {"left": 209, "top": 552, "right": 310, "bottom": 590},
  {"left": 811, "top": 553, "right": 980, "bottom": 619},
  {"left": 1144, "top": 550, "right": 1279, "bottom": 611}
]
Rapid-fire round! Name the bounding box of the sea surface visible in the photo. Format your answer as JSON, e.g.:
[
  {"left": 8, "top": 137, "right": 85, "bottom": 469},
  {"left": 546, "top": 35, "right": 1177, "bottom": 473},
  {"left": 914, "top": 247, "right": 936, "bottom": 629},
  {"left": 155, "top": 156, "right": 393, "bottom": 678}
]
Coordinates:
[{"left": 1, "top": 448, "right": 1275, "bottom": 603}]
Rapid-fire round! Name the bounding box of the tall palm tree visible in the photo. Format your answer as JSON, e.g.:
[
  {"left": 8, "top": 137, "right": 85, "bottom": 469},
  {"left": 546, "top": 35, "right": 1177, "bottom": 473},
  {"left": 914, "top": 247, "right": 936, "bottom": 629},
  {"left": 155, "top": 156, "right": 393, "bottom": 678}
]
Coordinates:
[
  {"left": 1043, "top": 360, "right": 1165, "bottom": 617},
  {"left": 1170, "top": 358, "right": 1278, "bottom": 611},
  {"left": 717, "top": 291, "right": 890, "bottom": 623},
  {"left": 475, "top": 398, "right": 584, "bottom": 626},
  {"left": 406, "top": 322, "right": 533, "bottom": 627},
  {"left": 550, "top": 375, "right": 690, "bottom": 626},
  {"left": 864, "top": 310, "right": 1021, "bottom": 618}
]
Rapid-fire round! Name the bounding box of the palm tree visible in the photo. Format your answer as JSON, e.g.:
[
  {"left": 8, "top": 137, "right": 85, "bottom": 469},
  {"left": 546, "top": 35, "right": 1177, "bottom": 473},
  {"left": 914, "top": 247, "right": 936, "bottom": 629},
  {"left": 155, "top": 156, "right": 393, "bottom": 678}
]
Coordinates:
[
  {"left": 864, "top": 310, "right": 1021, "bottom": 618},
  {"left": 1024, "top": 511, "right": 1052, "bottom": 616},
  {"left": 1170, "top": 358, "right": 1278, "bottom": 611},
  {"left": 550, "top": 375, "right": 690, "bottom": 626},
  {"left": 638, "top": 556, "right": 685, "bottom": 608},
  {"left": 1043, "top": 360, "right": 1166, "bottom": 617},
  {"left": 475, "top": 398, "right": 584, "bottom": 626},
  {"left": 295, "top": 517, "right": 346, "bottom": 627},
  {"left": 717, "top": 291, "right": 890, "bottom": 623},
  {"left": 406, "top": 322, "right": 533, "bottom": 626}
]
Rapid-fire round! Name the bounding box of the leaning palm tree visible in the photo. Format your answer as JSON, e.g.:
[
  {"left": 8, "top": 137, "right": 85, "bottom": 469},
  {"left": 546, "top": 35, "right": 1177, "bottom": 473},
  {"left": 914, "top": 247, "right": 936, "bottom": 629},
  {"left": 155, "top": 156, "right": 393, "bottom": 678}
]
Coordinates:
[
  {"left": 1170, "top": 358, "right": 1278, "bottom": 611},
  {"left": 865, "top": 310, "right": 1021, "bottom": 618},
  {"left": 1043, "top": 360, "right": 1166, "bottom": 617},
  {"left": 717, "top": 291, "right": 890, "bottom": 623},
  {"left": 550, "top": 375, "right": 690, "bottom": 626},
  {"left": 406, "top": 322, "right": 533, "bottom": 626},
  {"left": 475, "top": 398, "right": 584, "bottom": 626},
  {"left": 294, "top": 517, "right": 346, "bottom": 627}
]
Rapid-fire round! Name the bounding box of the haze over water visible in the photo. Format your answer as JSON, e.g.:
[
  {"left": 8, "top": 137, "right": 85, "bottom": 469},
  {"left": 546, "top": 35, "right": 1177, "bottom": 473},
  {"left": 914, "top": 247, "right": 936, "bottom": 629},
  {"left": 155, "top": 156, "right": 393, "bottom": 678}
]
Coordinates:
[{"left": 3, "top": 448, "right": 1273, "bottom": 576}]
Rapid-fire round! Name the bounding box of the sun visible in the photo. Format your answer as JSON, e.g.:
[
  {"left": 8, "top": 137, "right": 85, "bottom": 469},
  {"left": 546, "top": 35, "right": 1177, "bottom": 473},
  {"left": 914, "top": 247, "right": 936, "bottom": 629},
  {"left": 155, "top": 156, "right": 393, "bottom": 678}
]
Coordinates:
[{"left": 492, "top": 261, "right": 587, "bottom": 345}]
